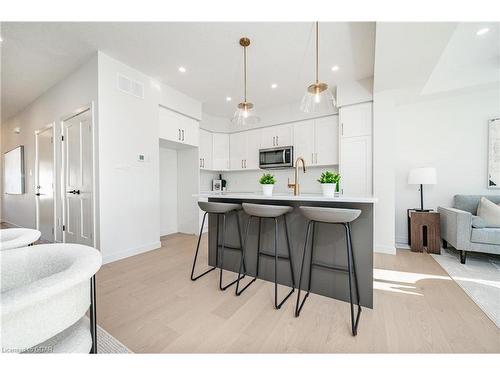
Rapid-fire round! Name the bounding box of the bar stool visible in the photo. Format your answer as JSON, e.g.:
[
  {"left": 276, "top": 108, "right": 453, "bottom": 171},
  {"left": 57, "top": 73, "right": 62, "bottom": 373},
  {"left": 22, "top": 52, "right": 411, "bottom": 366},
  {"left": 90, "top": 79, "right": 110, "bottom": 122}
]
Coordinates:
[
  {"left": 191, "top": 201, "right": 246, "bottom": 290},
  {"left": 295, "top": 206, "right": 362, "bottom": 336},
  {"left": 236, "top": 203, "right": 295, "bottom": 309}
]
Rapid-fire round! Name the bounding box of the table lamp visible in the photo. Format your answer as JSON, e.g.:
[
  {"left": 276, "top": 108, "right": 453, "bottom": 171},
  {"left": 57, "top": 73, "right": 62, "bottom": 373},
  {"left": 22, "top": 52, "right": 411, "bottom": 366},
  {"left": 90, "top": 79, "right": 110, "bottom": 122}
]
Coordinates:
[{"left": 408, "top": 167, "right": 437, "bottom": 211}]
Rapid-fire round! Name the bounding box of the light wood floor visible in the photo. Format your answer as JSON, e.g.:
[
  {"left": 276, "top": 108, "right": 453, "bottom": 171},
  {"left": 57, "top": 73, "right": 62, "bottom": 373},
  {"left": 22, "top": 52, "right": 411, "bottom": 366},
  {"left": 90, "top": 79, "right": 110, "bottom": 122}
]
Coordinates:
[{"left": 97, "top": 233, "right": 499, "bottom": 353}]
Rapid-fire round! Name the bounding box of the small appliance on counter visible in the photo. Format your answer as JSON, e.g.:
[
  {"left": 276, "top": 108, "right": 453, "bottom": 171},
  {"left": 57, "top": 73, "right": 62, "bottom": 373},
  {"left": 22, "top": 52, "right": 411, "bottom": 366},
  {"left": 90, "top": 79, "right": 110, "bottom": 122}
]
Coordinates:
[{"left": 212, "top": 174, "right": 227, "bottom": 192}]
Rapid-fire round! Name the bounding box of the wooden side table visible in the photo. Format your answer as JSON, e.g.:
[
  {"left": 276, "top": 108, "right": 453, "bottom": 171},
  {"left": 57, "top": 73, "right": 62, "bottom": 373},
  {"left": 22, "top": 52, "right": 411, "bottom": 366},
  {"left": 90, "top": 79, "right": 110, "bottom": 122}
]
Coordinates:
[{"left": 408, "top": 210, "right": 441, "bottom": 254}]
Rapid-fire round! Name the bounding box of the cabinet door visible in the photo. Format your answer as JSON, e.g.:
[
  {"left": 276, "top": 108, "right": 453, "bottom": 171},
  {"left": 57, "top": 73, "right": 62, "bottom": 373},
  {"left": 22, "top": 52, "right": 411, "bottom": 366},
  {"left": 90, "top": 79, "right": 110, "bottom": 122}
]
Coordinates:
[
  {"left": 199, "top": 129, "right": 213, "bottom": 169},
  {"left": 293, "top": 120, "right": 315, "bottom": 165},
  {"left": 230, "top": 132, "right": 246, "bottom": 170},
  {"left": 314, "top": 116, "right": 339, "bottom": 166},
  {"left": 340, "top": 135, "right": 372, "bottom": 197},
  {"left": 245, "top": 129, "right": 261, "bottom": 170},
  {"left": 260, "top": 127, "right": 276, "bottom": 149},
  {"left": 274, "top": 125, "right": 292, "bottom": 147},
  {"left": 339, "top": 102, "right": 372, "bottom": 138},
  {"left": 212, "top": 133, "right": 230, "bottom": 170},
  {"left": 181, "top": 115, "right": 200, "bottom": 147},
  {"left": 159, "top": 106, "right": 182, "bottom": 142}
]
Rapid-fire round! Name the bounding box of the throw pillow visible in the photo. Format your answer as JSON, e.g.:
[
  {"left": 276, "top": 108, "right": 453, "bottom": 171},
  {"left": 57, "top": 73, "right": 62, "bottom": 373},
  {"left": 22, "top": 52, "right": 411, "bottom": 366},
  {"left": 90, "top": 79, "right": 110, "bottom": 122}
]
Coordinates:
[{"left": 477, "top": 197, "right": 500, "bottom": 227}]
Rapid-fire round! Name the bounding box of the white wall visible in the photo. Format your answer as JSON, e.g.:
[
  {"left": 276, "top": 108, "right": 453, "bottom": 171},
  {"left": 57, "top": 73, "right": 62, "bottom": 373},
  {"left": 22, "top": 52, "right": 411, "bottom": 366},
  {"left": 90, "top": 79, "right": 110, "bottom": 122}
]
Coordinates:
[
  {"left": 159, "top": 146, "right": 178, "bottom": 236},
  {"left": 200, "top": 113, "right": 231, "bottom": 133},
  {"left": 1, "top": 55, "right": 98, "bottom": 240},
  {"left": 97, "top": 52, "right": 162, "bottom": 263},
  {"left": 97, "top": 52, "right": 202, "bottom": 263},
  {"left": 394, "top": 84, "right": 499, "bottom": 244}
]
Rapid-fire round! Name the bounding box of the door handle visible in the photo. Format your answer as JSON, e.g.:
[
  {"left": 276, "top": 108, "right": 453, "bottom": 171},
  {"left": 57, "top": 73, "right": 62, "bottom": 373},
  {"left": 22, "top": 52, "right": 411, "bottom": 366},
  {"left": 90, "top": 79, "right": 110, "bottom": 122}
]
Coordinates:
[
  {"left": 35, "top": 193, "right": 41, "bottom": 196},
  {"left": 67, "top": 190, "right": 81, "bottom": 195}
]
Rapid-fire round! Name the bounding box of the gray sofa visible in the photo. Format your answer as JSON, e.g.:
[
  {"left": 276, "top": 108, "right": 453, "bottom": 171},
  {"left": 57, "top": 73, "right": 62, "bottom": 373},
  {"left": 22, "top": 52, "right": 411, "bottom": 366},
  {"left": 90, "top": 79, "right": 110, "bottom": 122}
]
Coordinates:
[{"left": 438, "top": 195, "right": 500, "bottom": 264}]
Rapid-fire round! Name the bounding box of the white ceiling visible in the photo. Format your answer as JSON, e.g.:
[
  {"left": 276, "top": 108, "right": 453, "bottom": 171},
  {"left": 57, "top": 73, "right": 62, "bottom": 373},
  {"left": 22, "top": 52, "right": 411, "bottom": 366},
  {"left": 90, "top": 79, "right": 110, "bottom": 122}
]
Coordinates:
[{"left": 1, "top": 22, "right": 375, "bottom": 121}]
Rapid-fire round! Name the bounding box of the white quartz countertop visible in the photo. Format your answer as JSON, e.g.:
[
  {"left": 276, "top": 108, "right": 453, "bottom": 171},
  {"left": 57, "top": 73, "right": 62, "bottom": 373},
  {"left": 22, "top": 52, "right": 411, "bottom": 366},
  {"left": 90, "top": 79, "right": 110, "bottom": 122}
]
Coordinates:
[{"left": 195, "top": 192, "right": 378, "bottom": 203}]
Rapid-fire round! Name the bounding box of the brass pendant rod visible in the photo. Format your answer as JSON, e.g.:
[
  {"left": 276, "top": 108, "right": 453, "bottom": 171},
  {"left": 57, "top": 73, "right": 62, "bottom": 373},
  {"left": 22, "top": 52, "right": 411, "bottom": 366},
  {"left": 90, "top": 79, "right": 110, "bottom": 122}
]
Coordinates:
[
  {"left": 244, "top": 45, "right": 247, "bottom": 102},
  {"left": 315, "top": 21, "right": 319, "bottom": 84}
]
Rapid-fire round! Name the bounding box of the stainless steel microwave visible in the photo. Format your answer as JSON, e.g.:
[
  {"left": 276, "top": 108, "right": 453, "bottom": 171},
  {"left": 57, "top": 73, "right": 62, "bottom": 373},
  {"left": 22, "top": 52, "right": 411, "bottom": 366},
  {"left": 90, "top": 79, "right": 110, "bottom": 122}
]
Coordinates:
[{"left": 259, "top": 146, "right": 294, "bottom": 169}]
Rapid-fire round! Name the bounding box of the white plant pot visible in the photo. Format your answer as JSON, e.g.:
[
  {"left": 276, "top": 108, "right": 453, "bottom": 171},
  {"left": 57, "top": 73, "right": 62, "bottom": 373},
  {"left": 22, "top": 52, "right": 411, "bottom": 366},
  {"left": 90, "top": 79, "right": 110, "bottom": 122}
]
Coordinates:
[
  {"left": 321, "top": 183, "right": 336, "bottom": 197},
  {"left": 262, "top": 184, "right": 274, "bottom": 196}
]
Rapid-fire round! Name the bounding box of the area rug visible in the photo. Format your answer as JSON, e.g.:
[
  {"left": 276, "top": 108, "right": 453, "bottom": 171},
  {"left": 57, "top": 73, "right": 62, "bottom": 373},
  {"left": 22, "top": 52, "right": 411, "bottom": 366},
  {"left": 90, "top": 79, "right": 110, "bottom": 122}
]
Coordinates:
[
  {"left": 431, "top": 248, "right": 500, "bottom": 328},
  {"left": 97, "top": 325, "right": 132, "bottom": 353}
]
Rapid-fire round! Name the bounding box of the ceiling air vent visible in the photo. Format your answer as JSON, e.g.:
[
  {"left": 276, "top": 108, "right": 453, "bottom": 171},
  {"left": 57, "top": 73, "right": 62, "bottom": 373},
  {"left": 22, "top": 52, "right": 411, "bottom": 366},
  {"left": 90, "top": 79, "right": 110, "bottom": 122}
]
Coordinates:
[{"left": 117, "top": 73, "right": 144, "bottom": 99}]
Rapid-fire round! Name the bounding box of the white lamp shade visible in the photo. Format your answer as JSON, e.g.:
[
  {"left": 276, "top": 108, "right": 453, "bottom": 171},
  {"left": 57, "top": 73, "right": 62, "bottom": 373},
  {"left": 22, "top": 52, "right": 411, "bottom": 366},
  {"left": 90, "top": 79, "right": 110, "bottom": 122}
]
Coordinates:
[{"left": 408, "top": 167, "right": 437, "bottom": 185}]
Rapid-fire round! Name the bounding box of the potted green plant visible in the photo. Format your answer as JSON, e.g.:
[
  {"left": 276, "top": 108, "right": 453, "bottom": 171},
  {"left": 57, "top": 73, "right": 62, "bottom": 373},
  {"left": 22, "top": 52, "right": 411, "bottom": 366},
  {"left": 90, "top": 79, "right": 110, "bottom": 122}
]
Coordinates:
[
  {"left": 318, "top": 171, "right": 341, "bottom": 197},
  {"left": 259, "top": 173, "right": 276, "bottom": 196}
]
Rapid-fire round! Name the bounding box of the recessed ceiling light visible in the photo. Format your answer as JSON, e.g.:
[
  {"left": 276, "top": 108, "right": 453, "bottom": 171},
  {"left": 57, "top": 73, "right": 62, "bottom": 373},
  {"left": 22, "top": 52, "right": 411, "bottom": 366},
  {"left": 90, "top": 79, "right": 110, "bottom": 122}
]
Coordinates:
[
  {"left": 476, "top": 27, "right": 489, "bottom": 36},
  {"left": 331, "top": 65, "right": 339, "bottom": 72},
  {"left": 178, "top": 66, "right": 187, "bottom": 73},
  {"left": 271, "top": 83, "right": 278, "bottom": 89},
  {"left": 226, "top": 97, "right": 232, "bottom": 102}
]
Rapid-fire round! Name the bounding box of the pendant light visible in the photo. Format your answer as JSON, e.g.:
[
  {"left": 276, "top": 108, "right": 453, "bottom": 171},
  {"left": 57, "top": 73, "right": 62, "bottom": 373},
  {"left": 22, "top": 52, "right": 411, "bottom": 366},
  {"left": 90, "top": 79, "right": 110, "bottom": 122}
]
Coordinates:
[
  {"left": 232, "top": 37, "right": 259, "bottom": 126},
  {"left": 300, "top": 22, "right": 336, "bottom": 113}
]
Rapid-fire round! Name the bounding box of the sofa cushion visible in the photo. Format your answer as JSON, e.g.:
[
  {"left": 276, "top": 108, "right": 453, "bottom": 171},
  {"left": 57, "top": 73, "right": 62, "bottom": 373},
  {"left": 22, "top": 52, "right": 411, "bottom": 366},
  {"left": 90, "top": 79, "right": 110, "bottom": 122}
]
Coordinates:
[
  {"left": 454, "top": 195, "right": 500, "bottom": 215},
  {"left": 471, "top": 227, "right": 500, "bottom": 245},
  {"left": 472, "top": 216, "right": 487, "bottom": 228},
  {"left": 477, "top": 197, "right": 500, "bottom": 226}
]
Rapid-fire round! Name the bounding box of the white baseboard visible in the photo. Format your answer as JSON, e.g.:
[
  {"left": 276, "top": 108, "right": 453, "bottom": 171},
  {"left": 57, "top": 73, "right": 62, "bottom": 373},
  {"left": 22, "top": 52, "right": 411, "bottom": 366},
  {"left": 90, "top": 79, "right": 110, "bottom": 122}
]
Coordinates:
[
  {"left": 396, "top": 242, "right": 411, "bottom": 250},
  {"left": 102, "top": 241, "right": 162, "bottom": 265},
  {"left": 374, "top": 244, "right": 397, "bottom": 254}
]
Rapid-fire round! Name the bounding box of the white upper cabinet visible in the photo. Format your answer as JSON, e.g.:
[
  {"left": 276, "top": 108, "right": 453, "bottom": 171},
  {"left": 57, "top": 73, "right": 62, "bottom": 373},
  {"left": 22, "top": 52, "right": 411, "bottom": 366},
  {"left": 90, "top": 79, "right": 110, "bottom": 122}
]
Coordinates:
[
  {"left": 199, "top": 129, "right": 213, "bottom": 170},
  {"left": 212, "top": 133, "right": 230, "bottom": 170},
  {"left": 292, "top": 116, "right": 338, "bottom": 166},
  {"left": 293, "top": 120, "right": 315, "bottom": 164},
  {"left": 230, "top": 130, "right": 261, "bottom": 170},
  {"left": 230, "top": 132, "right": 246, "bottom": 170},
  {"left": 260, "top": 124, "right": 292, "bottom": 148},
  {"left": 159, "top": 106, "right": 199, "bottom": 147},
  {"left": 314, "top": 116, "right": 339, "bottom": 166},
  {"left": 245, "top": 129, "right": 261, "bottom": 170},
  {"left": 339, "top": 102, "right": 372, "bottom": 138}
]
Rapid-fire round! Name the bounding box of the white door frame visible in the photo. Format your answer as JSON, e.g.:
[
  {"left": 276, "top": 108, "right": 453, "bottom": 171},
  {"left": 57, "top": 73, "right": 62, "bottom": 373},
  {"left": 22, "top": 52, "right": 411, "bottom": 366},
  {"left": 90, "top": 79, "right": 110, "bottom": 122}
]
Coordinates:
[
  {"left": 34, "top": 122, "right": 56, "bottom": 241},
  {"left": 60, "top": 102, "right": 98, "bottom": 248}
]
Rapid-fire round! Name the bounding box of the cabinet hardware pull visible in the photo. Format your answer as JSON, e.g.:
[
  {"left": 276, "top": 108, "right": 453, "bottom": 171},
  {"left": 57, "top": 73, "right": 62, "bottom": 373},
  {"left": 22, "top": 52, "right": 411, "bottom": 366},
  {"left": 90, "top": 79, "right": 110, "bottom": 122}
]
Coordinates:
[
  {"left": 312, "top": 153, "right": 314, "bottom": 164},
  {"left": 276, "top": 136, "right": 279, "bottom": 145},
  {"left": 182, "top": 129, "right": 185, "bottom": 141},
  {"left": 178, "top": 129, "right": 181, "bottom": 140}
]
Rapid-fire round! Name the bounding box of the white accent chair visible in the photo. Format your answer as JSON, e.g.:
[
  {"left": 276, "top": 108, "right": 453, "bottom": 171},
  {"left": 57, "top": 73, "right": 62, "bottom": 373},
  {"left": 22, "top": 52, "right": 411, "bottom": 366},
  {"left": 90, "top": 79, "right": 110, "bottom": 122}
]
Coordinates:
[
  {"left": 1, "top": 244, "right": 102, "bottom": 353},
  {"left": 0, "top": 228, "right": 42, "bottom": 250}
]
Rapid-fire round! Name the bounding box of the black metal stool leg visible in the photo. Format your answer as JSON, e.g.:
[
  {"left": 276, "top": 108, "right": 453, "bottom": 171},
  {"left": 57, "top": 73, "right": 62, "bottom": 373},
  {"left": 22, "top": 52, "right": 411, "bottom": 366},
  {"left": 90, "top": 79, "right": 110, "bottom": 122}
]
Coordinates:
[
  {"left": 274, "top": 217, "right": 295, "bottom": 309},
  {"left": 219, "top": 213, "right": 246, "bottom": 291},
  {"left": 346, "top": 222, "right": 361, "bottom": 335},
  {"left": 283, "top": 215, "right": 296, "bottom": 288},
  {"left": 190, "top": 212, "right": 216, "bottom": 281},
  {"left": 90, "top": 275, "right": 97, "bottom": 354},
  {"left": 236, "top": 216, "right": 258, "bottom": 296},
  {"left": 295, "top": 220, "right": 312, "bottom": 317},
  {"left": 344, "top": 223, "right": 361, "bottom": 336}
]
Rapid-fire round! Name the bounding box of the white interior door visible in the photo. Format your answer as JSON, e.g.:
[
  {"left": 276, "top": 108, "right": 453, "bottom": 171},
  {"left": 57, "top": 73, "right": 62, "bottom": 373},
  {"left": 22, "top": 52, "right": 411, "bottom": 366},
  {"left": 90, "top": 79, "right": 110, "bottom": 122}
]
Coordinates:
[
  {"left": 63, "top": 109, "right": 93, "bottom": 246},
  {"left": 35, "top": 125, "right": 55, "bottom": 242}
]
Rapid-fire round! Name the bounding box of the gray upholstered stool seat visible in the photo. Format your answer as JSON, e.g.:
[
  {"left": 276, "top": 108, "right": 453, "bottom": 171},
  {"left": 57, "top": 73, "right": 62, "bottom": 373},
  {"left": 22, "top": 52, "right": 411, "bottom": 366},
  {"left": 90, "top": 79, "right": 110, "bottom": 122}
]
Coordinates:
[
  {"left": 236, "top": 203, "right": 295, "bottom": 309},
  {"left": 191, "top": 201, "right": 246, "bottom": 291},
  {"left": 242, "top": 203, "right": 293, "bottom": 218},
  {"left": 300, "top": 206, "right": 361, "bottom": 224},
  {"left": 198, "top": 201, "right": 242, "bottom": 214}
]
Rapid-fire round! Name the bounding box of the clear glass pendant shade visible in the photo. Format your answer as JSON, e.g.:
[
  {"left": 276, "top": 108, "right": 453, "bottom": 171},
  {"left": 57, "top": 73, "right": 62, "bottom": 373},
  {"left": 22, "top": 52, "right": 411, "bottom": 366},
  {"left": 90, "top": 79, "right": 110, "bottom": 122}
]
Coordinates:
[
  {"left": 300, "top": 83, "right": 336, "bottom": 113},
  {"left": 231, "top": 102, "right": 260, "bottom": 126}
]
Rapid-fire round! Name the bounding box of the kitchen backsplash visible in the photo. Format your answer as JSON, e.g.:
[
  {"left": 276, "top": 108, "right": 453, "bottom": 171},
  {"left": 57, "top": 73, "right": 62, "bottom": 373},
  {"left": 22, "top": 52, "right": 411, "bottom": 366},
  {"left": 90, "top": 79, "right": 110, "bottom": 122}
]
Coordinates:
[{"left": 200, "top": 165, "right": 339, "bottom": 194}]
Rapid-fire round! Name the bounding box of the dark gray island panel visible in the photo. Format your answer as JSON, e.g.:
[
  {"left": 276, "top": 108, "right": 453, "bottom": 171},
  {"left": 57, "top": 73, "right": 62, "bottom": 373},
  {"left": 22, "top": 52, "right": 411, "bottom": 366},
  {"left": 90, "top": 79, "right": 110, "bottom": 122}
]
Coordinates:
[{"left": 206, "top": 196, "right": 374, "bottom": 309}]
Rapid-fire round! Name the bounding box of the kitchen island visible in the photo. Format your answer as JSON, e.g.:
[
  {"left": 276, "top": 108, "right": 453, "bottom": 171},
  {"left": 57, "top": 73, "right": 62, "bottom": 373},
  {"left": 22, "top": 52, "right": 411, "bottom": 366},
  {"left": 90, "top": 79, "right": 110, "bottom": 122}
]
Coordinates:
[{"left": 197, "top": 192, "right": 377, "bottom": 308}]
